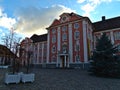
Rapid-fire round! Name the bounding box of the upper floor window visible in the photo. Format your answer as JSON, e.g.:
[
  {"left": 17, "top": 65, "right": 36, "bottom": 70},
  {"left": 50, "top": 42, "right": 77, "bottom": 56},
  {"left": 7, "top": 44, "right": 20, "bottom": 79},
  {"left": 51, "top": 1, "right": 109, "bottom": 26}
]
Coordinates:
[
  {"left": 52, "top": 28, "right": 56, "bottom": 34},
  {"left": 52, "top": 45, "right": 56, "bottom": 53},
  {"left": 62, "top": 33, "right": 67, "bottom": 41},
  {"left": 114, "top": 32, "right": 120, "bottom": 40},
  {"left": 74, "top": 31, "right": 80, "bottom": 40},
  {"left": 74, "top": 23, "right": 79, "bottom": 29},
  {"left": 44, "top": 43, "right": 47, "bottom": 49},
  {"left": 52, "top": 35, "right": 56, "bottom": 43},
  {"left": 39, "top": 43, "right": 42, "bottom": 49},
  {"left": 62, "top": 26, "right": 67, "bottom": 32},
  {"left": 75, "top": 44, "right": 80, "bottom": 51}
]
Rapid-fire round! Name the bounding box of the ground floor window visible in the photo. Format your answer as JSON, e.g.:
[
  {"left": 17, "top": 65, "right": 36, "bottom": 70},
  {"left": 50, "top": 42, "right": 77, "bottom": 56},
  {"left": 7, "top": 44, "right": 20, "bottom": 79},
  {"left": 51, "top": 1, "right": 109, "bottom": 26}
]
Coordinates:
[{"left": 75, "top": 55, "right": 80, "bottom": 62}]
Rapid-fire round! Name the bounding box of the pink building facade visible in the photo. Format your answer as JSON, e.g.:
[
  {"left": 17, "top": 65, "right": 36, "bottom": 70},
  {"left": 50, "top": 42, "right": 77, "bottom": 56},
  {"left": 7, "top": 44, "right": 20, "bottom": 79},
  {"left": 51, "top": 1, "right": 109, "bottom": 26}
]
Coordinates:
[{"left": 20, "top": 13, "right": 120, "bottom": 69}]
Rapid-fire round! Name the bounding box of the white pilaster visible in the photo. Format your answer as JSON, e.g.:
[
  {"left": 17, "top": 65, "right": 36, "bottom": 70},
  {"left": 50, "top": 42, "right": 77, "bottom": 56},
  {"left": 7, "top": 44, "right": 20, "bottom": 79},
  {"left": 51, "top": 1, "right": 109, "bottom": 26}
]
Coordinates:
[
  {"left": 82, "top": 20, "right": 88, "bottom": 63},
  {"left": 68, "top": 24, "right": 73, "bottom": 63},
  {"left": 64, "top": 56, "right": 66, "bottom": 67},
  {"left": 67, "top": 55, "right": 69, "bottom": 68},
  {"left": 47, "top": 31, "right": 50, "bottom": 63},
  {"left": 57, "top": 27, "right": 61, "bottom": 67},
  {"left": 41, "top": 43, "right": 44, "bottom": 63},
  {"left": 37, "top": 43, "right": 40, "bottom": 64},
  {"left": 110, "top": 31, "right": 114, "bottom": 44}
]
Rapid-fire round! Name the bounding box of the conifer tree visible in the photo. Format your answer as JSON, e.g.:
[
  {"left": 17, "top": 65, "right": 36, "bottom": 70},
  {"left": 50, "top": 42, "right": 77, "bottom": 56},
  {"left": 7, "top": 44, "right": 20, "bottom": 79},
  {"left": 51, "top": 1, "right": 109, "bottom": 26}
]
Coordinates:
[{"left": 90, "top": 33, "right": 120, "bottom": 77}]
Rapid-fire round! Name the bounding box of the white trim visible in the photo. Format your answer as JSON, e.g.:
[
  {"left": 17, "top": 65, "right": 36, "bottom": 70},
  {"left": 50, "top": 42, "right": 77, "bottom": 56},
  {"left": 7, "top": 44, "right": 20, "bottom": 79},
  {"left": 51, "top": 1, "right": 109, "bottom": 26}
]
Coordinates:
[
  {"left": 68, "top": 23, "right": 73, "bottom": 63},
  {"left": 94, "top": 28, "right": 120, "bottom": 34},
  {"left": 47, "top": 31, "right": 50, "bottom": 63},
  {"left": 82, "top": 20, "right": 88, "bottom": 63},
  {"left": 41, "top": 43, "right": 44, "bottom": 63},
  {"left": 110, "top": 31, "right": 114, "bottom": 44},
  {"left": 48, "top": 19, "right": 82, "bottom": 29},
  {"left": 57, "top": 27, "right": 61, "bottom": 67},
  {"left": 37, "top": 43, "right": 40, "bottom": 63},
  {"left": 57, "top": 27, "right": 61, "bottom": 51}
]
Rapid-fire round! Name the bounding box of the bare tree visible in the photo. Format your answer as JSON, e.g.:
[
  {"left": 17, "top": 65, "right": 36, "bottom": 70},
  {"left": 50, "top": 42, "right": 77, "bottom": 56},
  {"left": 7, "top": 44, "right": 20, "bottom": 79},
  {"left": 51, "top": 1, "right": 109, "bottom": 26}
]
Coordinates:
[
  {"left": 1, "top": 28, "right": 22, "bottom": 73},
  {"left": 1, "top": 28, "right": 22, "bottom": 51}
]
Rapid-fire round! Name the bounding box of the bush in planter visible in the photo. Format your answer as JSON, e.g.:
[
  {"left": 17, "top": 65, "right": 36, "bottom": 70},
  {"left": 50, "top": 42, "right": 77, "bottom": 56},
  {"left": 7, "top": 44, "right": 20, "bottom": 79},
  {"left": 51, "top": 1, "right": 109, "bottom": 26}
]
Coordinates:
[
  {"left": 89, "top": 33, "right": 120, "bottom": 78},
  {"left": 21, "top": 50, "right": 35, "bottom": 83}
]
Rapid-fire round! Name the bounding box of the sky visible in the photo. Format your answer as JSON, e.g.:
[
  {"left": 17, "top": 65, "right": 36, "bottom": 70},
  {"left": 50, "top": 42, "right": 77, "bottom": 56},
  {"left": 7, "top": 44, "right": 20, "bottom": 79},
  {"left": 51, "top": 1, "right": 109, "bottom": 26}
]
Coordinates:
[{"left": 0, "top": 0, "right": 120, "bottom": 44}]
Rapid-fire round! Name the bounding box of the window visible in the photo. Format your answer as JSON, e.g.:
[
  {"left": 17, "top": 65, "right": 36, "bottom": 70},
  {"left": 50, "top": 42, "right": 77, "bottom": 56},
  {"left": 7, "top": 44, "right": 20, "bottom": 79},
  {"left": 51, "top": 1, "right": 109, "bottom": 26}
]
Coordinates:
[
  {"left": 62, "top": 26, "right": 67, "bottom": 32},
  {"left": 62, "top": 46, "right": 67, "bottom": 54},
  {"left": 52, "top": 35, "right": 56, "bottom": 43},
  {"left": 75, "top": 55, "right": 80, "bottom": 62},
  {"left": 62, "top": 33, "right": 67, "bottom": 41},
  {"left": 74, "top": 31, "right": 80, "bottom": 39},
  {"left": 44, "top": 43, "right": 47, "bottom": 49},
  {"left": 52, "top": 28, "right": 56, "bottom": 34},
  {"left": 114, "top": 32, "right": 120, "bottom": 40},
  {"left": 74, "top": 23, "right": 79, "bottom": 29},
  {"left": 117, "top": 45, "right": 120, "bottom": 52},
  {"left": 51, "top": 55, "right": 56, "bottom": 63},
  {"left": 39, "top": 43, "right": 42, "bottom": 49},
  {"left": 75, "top": 44, "right": 80, "bottom": 51},
  {"left": 52, "top": 45, "right": 56, "bottom": 53},
  {"left": 43, "top": 51, "right": 46, "bottom": 57}
]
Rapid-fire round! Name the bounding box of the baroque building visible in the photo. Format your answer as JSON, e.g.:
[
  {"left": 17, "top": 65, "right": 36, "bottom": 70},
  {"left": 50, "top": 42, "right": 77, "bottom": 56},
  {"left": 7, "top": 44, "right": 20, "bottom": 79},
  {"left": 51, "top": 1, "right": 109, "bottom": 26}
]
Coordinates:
[{"left": 20, "top": 12, "right": 120, "bottom": 69}]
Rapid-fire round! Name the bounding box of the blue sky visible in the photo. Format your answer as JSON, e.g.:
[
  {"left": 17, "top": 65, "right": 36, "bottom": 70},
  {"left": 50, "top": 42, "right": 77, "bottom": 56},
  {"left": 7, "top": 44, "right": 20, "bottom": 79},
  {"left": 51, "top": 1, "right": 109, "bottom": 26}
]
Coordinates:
[{"left": 0, "top": 0, "right": 120, "bottom": 44}]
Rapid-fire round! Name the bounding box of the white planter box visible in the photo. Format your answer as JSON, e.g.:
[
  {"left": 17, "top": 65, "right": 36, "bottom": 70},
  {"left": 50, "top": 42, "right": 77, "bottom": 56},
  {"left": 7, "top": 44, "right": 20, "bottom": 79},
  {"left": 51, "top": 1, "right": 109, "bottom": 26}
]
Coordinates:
[
  {"left": 21, "top": 73, "right": 35, "bottom": 83},
  {"left": 0, "top": 66, "right": 8, "bottom": 69},
  {"left": 5, "top": 73, "right": 21, "bottom": 84}
]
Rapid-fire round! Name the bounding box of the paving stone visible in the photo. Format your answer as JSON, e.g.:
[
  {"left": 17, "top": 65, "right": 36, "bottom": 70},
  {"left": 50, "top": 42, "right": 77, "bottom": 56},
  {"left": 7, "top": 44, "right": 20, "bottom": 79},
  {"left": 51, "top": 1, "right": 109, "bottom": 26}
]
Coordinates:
[{"left": 0, "top": 68, "right": 120, "bottom": 90}]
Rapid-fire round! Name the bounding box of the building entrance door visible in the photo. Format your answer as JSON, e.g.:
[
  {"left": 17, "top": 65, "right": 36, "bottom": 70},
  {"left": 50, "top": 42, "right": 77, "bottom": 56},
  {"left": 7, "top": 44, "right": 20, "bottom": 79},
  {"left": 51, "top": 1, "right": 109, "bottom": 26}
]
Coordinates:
[{"left": 60, "top": 55, "right": 68, "bottom": 68}]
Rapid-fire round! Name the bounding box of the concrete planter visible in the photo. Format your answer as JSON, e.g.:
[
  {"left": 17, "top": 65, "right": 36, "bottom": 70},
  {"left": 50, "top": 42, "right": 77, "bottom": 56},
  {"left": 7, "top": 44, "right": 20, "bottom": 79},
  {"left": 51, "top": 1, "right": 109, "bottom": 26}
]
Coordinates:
[
  {"left": 21, "top": 73, "right": 35, "bottom": 83},
  {"left": 0, "top": 65, "right": 8, "bottom": 69},
  {"left": 5, "top": 73, "right": 20, "bottom": 84}
]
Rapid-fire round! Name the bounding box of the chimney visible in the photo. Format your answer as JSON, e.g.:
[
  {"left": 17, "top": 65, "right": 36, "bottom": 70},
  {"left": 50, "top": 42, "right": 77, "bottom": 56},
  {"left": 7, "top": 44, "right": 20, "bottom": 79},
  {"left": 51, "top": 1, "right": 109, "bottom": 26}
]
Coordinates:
[{"left": 102, "top": 16, "right": 105, "bottom": 21}]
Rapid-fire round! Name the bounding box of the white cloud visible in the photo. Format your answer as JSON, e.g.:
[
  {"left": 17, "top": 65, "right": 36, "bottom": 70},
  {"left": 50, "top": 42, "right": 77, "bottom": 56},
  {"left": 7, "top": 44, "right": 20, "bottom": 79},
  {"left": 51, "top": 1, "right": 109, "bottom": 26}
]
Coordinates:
[
  {"left": 77, "top": 0, "right": 112, "bottom": 16},
  {"left": 15, "top": 5, "right": 75, "bottom": 37},
  {"left": 77, "top": 0, "right": 86, "bottom": 3},
  {"left": 0, "top": 28, "right": 5, "bottom": 37},
  {"left": 0, "top": 8, "right": 16, "bottom": 30}
]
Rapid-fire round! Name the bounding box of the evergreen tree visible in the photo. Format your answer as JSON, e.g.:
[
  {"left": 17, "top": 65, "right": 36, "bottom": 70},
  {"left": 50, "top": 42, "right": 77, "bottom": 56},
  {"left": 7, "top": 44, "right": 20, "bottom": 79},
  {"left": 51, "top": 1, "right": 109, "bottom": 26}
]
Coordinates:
[{"left": 89, "top": 33, "right": 120, "bottom": 77}]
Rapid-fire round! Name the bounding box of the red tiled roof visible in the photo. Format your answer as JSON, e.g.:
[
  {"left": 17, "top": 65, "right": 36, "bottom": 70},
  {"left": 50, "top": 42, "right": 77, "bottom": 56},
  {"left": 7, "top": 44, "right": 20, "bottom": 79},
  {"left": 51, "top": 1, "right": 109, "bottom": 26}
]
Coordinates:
[
  {"left": 30, "top": 34, "right": 47, "bottom": 43},
  {"left": 93, "top": 16, "right": 120, "bottom": 32}
]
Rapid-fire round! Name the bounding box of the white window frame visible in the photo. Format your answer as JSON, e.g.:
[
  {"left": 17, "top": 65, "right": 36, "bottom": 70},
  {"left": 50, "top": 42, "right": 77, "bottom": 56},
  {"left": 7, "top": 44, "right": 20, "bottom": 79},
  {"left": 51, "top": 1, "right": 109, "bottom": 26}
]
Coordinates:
[
  {"left": 51, "top": 55, "right": 56, "bottom": 63},
  {"left": 62, "top": 26, "right": 67, "bottom": 32},
  {"left": 75, "top": 55, "right": 80, "bottom": 62},
  {"left": 52, "top": 35, "right": 56, "bottom": 43},
  {"left": 52, "top": 28, "right": 56, "bottom": 34},
  {"left": 62, "top": 33, "right": 67, "bottom": 41},
  {"left": 52, "top": 45, "right": 56, "bottom": 53},
  {"left": 74, "top": 31, "right": 80, "bottom": 40},
  {"left": 74, "top": 23, "right": 79, "bottom": 29}
]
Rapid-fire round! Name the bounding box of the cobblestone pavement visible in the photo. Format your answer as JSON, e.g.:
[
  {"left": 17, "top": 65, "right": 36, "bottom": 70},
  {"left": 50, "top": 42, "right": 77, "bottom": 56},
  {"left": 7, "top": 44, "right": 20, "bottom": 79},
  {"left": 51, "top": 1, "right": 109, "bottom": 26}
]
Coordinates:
[{"left": 0, "top": 68, "right": 120, "bottom": 90}]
